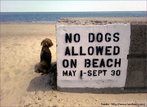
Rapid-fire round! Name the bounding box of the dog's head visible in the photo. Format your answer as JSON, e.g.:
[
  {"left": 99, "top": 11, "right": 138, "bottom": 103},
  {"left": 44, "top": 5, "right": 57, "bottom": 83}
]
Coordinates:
[{"left": 41, "top": 38, "right": 53, "bottom": 48}]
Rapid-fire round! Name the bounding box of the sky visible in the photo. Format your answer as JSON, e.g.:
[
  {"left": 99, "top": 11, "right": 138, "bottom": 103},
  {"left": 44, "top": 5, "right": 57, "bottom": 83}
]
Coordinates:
[{"left": 1, "top": 0, "right": 146, "bottom": 12}]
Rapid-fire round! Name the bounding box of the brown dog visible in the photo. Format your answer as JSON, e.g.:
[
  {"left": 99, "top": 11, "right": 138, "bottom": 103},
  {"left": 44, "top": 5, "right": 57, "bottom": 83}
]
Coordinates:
[{"left": 35, "top": 38, "right": 53, "bottom": 74}]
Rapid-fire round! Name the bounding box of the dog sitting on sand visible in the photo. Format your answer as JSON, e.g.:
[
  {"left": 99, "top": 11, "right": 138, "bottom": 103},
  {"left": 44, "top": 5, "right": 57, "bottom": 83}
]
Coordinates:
[{"left": 35, "top": 38, "right": 53, "bottom": 74}]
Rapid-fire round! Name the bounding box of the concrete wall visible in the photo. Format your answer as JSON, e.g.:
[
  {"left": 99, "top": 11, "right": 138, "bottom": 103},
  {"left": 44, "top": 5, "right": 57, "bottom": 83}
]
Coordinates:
[
  {"left": 57, "top": 17, "right": 147, "bottom": 93},
  {"left": 126, "top": 24, "right": 147, "bottom": 89}
]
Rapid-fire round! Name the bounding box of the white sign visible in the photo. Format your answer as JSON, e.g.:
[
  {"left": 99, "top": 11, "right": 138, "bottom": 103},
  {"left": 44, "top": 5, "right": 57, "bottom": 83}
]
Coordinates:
[{"left": 56, "top": 24, "right": 131, "bottom": 88}]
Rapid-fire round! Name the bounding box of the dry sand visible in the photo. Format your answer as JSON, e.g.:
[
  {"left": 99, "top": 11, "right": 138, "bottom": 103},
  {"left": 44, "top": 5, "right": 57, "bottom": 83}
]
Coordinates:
[{"left": 0, "top": 23, "right": 147, "bottom": 107}]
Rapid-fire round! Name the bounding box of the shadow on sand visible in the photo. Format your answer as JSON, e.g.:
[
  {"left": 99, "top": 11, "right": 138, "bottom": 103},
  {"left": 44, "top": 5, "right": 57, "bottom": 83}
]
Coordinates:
[{"left": 27, "top": 63, "right": 57, "bottom": 92}]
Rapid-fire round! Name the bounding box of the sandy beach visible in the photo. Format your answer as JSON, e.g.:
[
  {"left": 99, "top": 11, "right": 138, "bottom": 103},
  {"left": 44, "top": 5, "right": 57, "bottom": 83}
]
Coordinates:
[{"left": 0, "top": 23, "right": 147, "bottom": 107}]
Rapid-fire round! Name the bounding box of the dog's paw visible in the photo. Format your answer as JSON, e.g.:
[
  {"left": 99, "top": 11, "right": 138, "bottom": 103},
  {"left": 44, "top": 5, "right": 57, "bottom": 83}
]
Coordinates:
[{"left": 34, "top": 63, "right": 40, "bottom": 73}]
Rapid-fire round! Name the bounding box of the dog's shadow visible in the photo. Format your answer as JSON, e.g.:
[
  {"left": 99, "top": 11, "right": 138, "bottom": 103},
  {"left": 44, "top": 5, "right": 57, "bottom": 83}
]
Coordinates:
[{"left": 27, "top": 63, "right": 57, "bottom": 92}]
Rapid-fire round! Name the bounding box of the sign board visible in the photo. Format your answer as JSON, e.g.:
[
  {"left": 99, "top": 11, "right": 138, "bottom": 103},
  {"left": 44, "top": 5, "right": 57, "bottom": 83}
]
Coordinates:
[{"left": 56, "top": 24, "right": 131, "bottom": 88}]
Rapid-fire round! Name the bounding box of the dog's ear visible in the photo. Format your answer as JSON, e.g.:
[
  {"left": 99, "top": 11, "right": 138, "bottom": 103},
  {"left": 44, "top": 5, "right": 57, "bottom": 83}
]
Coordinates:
[{"left": 41, "top": 40, "right": 45, "bottom": 46}]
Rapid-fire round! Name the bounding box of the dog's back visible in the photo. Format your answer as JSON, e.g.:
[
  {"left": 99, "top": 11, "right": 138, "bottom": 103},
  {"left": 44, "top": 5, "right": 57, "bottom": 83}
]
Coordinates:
[{"left": 41, "top": 46, "right": 52, "bottom": 68}]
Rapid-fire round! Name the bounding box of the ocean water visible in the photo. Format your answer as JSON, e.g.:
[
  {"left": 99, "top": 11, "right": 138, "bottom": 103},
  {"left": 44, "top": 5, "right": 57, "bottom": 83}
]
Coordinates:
[{"left": 0, "top": 11, "right": 146, "bottom": 23}]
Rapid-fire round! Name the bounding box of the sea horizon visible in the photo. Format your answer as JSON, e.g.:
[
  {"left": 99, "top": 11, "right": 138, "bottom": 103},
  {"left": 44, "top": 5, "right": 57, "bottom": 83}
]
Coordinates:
[
  {"left": 0, "top": 11, "right": 146, "bottom": 23},
  {"left": 1, "top": 11, "right": 146, "bottom": 12}
]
